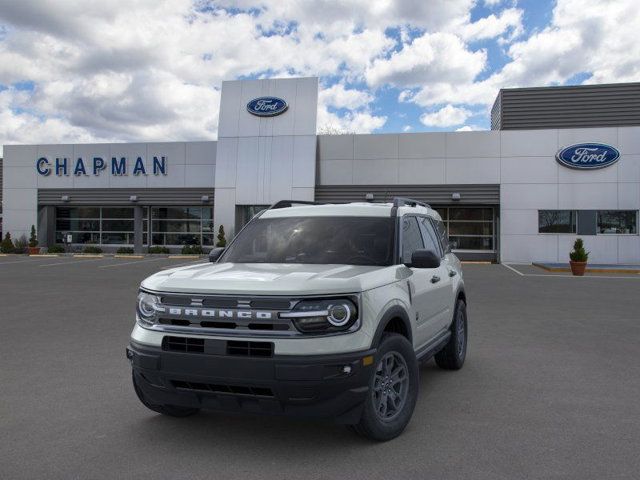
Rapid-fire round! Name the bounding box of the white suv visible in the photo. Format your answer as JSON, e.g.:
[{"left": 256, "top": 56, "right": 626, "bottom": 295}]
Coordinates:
[{"left": 128, "top": 198, "right": 468, "bottom": 441}]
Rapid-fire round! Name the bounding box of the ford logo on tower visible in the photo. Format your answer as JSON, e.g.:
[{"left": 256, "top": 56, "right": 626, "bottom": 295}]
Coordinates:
[
  {"left": 556, "top": 143, "right": 620, "bottom": 170},
  {"left": 247, "top": 96, "right": 288, "bottom": 117}
]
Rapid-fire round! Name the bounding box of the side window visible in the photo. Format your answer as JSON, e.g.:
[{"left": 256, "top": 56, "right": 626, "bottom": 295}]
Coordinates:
[
  {"left": 433, "top": 218, "right": 449, "bottom": 253},
  {"left": 401, "top": 216, "right": 425, "bottom": 264},
  {"left": 418, "top": 217, "right": 442, "bottom": 257}
]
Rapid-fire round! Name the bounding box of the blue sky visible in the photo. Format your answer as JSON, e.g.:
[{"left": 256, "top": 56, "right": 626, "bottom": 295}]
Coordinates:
[{"left": 0, "top": 0, "right": 638, "bottom": 151}]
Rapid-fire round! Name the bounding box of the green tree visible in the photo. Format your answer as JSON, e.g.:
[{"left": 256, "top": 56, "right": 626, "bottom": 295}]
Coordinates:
[
  {"left": 569, "top": 238, "right": 589, "bottom": 262},
  {"left": 216, "top": 225, "right": 227, "bottom": 247},
  {"left": 1, "top": 232, "right": 15, "bottom": 253},
  {"left": 29, "top": 225, "right": 38, "bottom": 248}
]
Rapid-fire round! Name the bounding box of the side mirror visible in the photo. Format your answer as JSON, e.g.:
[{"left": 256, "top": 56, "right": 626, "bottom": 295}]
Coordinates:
[
  {"left": 208, "top": 247, "right": 225, "bottom": 263},
  {"left": 406, "top": 249, "right": 441, "bottom": 269}
]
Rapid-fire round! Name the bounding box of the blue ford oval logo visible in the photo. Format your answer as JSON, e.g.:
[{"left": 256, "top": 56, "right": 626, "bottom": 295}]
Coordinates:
[
  {"left": 247, "top": 97, "right": 288, "bottom": 117},
  {"left": 556, "top": 143, "right": 620, "bottom": 170}
]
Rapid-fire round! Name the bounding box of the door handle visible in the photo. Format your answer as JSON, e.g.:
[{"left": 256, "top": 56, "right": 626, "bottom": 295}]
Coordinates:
[{"left": 430, "top": 275, "right": 441, "bottom": 284}]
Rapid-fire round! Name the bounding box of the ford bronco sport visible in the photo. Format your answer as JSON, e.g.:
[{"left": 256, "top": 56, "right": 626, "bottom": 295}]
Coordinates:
[{"left": 128, "top": 198, "right": 468, "bottom": 441}]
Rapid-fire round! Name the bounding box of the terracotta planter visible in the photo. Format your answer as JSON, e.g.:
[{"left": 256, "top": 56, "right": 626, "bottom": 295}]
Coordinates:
[
  {"left": 28, "top": 246, "right": 41, "bottom": 255},
  {"left": 570, "top": 260, "right": 587, "bottom": 276}
]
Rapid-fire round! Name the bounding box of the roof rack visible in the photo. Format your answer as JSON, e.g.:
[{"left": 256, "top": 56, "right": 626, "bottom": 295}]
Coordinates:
[
  {"left": 268, "top": 200, "right": 321, "bottom": 210},
  {"left": 391, "top": 197, "right": 431, "bottom": 209}
]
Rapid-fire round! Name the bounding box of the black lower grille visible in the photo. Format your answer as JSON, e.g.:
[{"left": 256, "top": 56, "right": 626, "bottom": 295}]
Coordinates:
[
  {"left": 162, "top": 336, "right": 204, "bottom": 353},
  {"left": 227, "top": 341, "right": 274, "bottom": 357},
  {"left": 171, "top": 380, "right": 274, "bottom": 397}
]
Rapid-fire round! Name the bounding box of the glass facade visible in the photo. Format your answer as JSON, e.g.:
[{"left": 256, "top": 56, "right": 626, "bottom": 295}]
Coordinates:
[
  {"left": 597, "top": 210, "right": 638, "bottom": 234},
  {"left": 434, "top": 207, "right": 495, "bottom": 251},
  {"left": 150, "top": 206, "right": 214, "bottom": 246},
  {"left": 55, "top": 206, "right": 214, "bottom": 246},
  {"left": 55, "top": 207, "right": 146, "bottom": 245},
  {"left": 538, "top": 210, "right": 577, "bottom": 233}
]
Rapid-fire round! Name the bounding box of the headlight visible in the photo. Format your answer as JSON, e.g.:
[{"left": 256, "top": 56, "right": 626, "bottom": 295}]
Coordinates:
[
  {"left": 281, "top": 298, "right": 359, "bottom": 334},
  {"left": 136, "top": 291, "right": 162, "bottom": 326}
]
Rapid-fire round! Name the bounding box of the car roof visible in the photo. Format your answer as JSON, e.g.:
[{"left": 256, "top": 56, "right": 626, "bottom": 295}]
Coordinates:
[{"left": 259, "top": 202, "right": 441, "bottom": 220}]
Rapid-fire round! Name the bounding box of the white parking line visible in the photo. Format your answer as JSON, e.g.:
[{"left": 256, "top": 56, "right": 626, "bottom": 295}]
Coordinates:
[
  {"left": 0, "top": 259, "right": 45, "bottom": 265},
  {"left": 98, "top": 257, "right": 170, "bottom": 269},
  {"left": 39, "top": 258, "right": 107, "bottom": 267},
  {"left": 502, "top": 263, "right": 640, "bottom": 280},
  {"left": 502, "top": 263, "right": 524, "bottom": 276}
]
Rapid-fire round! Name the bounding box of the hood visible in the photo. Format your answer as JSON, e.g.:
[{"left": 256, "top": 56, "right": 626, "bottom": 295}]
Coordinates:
[{"left": 141, "top": 262, "right": 402, "bottom": 296}]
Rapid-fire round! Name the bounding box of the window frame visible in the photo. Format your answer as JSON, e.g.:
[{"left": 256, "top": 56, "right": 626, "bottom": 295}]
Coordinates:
[
  {"left": 399, "top": 215, "right": 426, "bottom": 265},
  {"left": 538, "top": 210, "right": 578, "bottom": 235},
  {"left": 596, "top": 210, "right": 639, "bottom": 236}
]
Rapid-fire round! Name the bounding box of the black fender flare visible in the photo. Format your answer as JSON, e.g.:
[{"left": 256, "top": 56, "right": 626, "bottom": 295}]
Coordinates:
[{"left": 370, "top": 305, "right": 413, "bottom": 348}]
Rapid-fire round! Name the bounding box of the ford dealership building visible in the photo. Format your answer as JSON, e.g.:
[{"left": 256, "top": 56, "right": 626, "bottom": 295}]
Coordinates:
[{"left": 1, "top": 78, "right": 639, "bottom": 264}]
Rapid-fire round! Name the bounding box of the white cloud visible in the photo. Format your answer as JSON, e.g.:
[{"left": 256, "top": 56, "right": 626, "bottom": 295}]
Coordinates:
[
  {"left": 455, "top": 124, "right": 483, "bottom": 131},
  {"left": 402, "top": 125, "right": 412, "bottom": 132},
  {"left": 366, "top": 32, "right": 486, "bottom": 88},
  {"left": 420, "top": 105, "right": 472, "bottom": 127},
  {"left": 319, "top": 83, "right": 373, "bottom": 110},
  {"left": 458, "top": 7, "right": 523, "bottom": 41}
]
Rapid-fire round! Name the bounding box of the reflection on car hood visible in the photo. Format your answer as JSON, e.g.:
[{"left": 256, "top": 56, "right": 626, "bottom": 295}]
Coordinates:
[{"left": 141, "top": 262, "right": 401, "bottom": 295}]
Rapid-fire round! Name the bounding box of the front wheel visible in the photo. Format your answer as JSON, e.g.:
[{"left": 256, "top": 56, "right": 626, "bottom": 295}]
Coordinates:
[
  {"left": 350, "top": 333, "right": 419, "bottom": 441},
  {"left": 435, "top": 299, "right": 467, "bottom": 370}
]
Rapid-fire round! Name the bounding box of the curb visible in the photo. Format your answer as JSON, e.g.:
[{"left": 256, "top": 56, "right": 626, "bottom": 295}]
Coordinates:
[
  {"left": 114, "top": 255, "right": 145, "bottom": 259},
  {"left": 533, "top": 263, "right": 640, "bottom": 275},
  {"left": 72, "top": 254, "right": 105, "bottom": 258},
  {"left": 168, "top": 255, "right": 201, "bottom": 259}
]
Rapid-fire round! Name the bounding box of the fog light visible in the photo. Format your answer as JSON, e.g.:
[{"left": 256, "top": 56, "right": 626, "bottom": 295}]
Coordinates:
[{"left": 342, "top": 365, "right": 352, "bottom": 375}]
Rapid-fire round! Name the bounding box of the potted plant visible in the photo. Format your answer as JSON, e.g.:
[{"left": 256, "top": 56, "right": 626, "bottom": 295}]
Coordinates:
[
  {"left": 28, "top": 225, "right": 40, "bottom": 254},
  {"left": 216, "top": 225, "right": 227, "bottom": 247},
  {"left": 569, "top": 238, "right": 589, "bottom": 276}
]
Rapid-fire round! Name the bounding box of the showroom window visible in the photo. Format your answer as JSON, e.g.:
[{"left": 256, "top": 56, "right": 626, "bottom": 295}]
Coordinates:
[
  {"left": 597, "top": 211, "right": 638, "bottom": 234},
  {"left": 150, "top": 206, "right": 214, "bottom": 246},
  {"left": 435, "top": 207, "right": 495, "bottom": 251},
  {"left": 538, "top": 210, "right": 577, "bottom": 234},
  {"left": 55, "top": 207, "right": 147, "bottom": 245}
]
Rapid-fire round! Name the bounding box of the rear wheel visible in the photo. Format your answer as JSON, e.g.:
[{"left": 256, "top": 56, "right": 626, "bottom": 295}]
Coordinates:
[
  {"left": 132, "top": 371, "right": 200, "bottom": 417},
  {"left": 435, "top": 299, "right": 467, "bottom": 370},
  {"left": 350, "top": 333, "right": 419, "bottom": 441}
]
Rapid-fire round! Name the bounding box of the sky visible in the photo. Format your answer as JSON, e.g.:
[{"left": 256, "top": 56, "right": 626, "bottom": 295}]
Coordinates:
[{"left": 0, "top": 0, "right": 639, "bottom": 156}]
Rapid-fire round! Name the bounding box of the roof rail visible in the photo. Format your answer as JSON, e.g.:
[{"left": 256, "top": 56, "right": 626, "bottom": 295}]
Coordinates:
[
  {"left": 392, "top": 197, "right": 431, "bottom": 209},
  {"left": 268, "top": 200, "right": 321, "bottom": 210}
]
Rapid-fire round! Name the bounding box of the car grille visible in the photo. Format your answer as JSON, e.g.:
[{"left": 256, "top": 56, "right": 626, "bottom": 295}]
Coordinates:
[
  {"left": 152, "top": 294, "right": 298, "bottom": 336},
  {"left": 162, "top": 336, "right": 274, "bottom": 358},
  {"left": 171, "top": 380, "right": 274, "bottom": 398}
]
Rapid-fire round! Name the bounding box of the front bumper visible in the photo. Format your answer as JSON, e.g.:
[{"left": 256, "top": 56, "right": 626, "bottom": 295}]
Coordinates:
[{"left": 128, "top": 340, "right": 376, "bottom": 423}]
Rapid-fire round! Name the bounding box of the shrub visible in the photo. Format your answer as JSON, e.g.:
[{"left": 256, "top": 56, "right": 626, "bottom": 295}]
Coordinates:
[
  {"left": 116, "top": 247, "right": 135, "bottom": 254},
  {"left": 13, "top": 235, "right": 28, "bottom": 254},
  {"left": 181, "top": 244, "right": 204, "bottom": 255},
  {"left": 83, "top": 245, "right": 103, "bottom": 254},
  {"left": 29, "top": 225, "right": 38, "bottom": 248},
  {"left": 569, "top": 238, "right": 589, "bottom": 262},
  {"left": 1, "top": 233, "right": 15, "bottom": 253},
  {"left": 48, "top": 244, "right": 66, "bottom": 254},
  {"left": 216, "top": 225, "right": 227, "bottom": 247},
  {"left": 148, "top": 245, "right": 170, "bottom": 254}
]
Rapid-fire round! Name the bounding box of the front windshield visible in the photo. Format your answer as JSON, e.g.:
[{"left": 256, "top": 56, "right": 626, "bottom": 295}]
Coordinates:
[{"left": 221, "top": 216, "right": 394, "bottom": 266}]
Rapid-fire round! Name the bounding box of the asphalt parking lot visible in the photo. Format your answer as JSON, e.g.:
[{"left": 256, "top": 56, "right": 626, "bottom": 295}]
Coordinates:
[{"left": 1, "top": 256, "right": 639, "bottom": 480}]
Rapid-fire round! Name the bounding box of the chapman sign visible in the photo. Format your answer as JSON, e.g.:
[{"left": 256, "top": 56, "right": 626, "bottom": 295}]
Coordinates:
[
  {"left": 247, "top": 97, "right": 288, "bottom": 117},
  {"left": 36, "top": 156, "right": 168, "bottom": 177},
  {"left": 556, "top": 143, "right": 620, "bottom": 170}
]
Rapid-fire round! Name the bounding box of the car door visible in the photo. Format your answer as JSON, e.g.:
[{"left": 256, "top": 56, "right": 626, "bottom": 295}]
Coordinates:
[
  {"left": 418, "top": 216, "right": 454, "bottom": 333},
  {"left": 400, "top": 216, "right": 445, "bottom": 347}
]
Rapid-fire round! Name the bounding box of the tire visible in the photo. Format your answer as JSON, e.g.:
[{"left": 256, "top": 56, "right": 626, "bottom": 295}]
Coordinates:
[
  {"left": 435, "top": 299, "right": 467, "bottom": 370},
  {"left": 350, "top": 333, "right": 419, "bottom": 441},
  {"left": 132, "top": 371, "right": 200, "bottom": 418}
]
